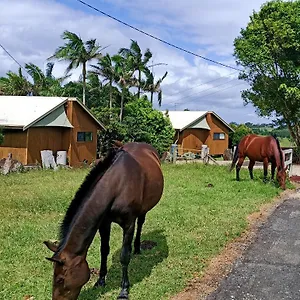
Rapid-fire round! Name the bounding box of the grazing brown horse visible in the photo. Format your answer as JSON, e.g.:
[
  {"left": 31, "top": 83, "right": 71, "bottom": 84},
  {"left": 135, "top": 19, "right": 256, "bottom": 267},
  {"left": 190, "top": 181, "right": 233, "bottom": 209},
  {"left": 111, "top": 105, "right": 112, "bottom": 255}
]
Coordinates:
[
  {"left": 230, "top": 134, "right": 287, "bottom": 189},
  {"left": 44, "top": 142, "right": 164, "bottom": 300}
]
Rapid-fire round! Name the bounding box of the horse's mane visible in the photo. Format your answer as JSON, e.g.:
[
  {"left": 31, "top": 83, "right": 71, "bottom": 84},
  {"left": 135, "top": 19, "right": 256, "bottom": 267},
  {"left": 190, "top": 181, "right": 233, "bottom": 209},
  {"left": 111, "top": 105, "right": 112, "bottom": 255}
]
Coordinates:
[
  {"left": 272, "top": 134, "right": 283, "bottom": 168},
  {"left": 58, "top": 147, "right": 124, "bottom": 246}
]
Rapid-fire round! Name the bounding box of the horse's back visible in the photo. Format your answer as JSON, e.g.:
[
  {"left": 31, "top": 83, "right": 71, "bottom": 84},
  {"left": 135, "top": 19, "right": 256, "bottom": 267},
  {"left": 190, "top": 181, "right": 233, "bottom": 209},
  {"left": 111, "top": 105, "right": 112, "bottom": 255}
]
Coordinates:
[
  {"left": 113, "top": 142, "right": 164, "bottom": 215},
  {"left": 239, "top": 134, "right": 276, "bottom": 161}
]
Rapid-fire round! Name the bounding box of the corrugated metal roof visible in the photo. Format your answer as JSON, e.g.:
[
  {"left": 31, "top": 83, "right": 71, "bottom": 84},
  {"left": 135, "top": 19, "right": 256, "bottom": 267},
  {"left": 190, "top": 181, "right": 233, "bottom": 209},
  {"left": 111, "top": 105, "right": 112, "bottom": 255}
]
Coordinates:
[
  {"left": 164, "top": 110, "right": 208, "bottom": 130},
  {"left": 0, "top": 96, "right": 68, "bottom": 129},
  {"left": 164, "top": 110, "right": 234, "bottom": 132},
  {"left": 0, "top": 96, "right": 105, "bottom": 130}
]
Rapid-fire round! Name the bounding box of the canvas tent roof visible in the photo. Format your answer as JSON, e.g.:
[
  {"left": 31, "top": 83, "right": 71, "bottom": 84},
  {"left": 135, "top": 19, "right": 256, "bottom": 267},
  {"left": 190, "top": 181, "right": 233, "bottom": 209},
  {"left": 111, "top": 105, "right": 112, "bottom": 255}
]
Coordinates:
[
  {"left": 164, "top": 110, "right": 234, "bottom": 132},
  {"left": 0, "top": 96, "right": 105, "bottom": 130}
]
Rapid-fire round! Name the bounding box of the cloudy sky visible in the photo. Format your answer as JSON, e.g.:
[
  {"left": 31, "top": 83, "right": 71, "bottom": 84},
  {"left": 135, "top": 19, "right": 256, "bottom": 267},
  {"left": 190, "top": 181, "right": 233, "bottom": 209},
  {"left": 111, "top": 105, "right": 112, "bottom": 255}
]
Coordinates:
[{"left": 0, "top": 0, "right": 272, "bottom": 124}]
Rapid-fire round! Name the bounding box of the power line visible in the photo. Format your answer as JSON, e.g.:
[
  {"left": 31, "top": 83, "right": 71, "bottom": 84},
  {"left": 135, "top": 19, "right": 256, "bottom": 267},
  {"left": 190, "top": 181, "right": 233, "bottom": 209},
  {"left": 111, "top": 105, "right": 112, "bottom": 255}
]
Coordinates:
[
  {"left": 0, "top": 43, "right": 29, "bottom": 75},
  {"left": 167, "top": 70, "right": 238, "bottom": 97},
  {"left": 168, "top": 81, "right": 245, "bottom": 109},
  {"left": 169, "top": 76, "right": 239, "bottom": 104},
  {"left": 76, "top": 0, "right": 243, "bottom": 72}
]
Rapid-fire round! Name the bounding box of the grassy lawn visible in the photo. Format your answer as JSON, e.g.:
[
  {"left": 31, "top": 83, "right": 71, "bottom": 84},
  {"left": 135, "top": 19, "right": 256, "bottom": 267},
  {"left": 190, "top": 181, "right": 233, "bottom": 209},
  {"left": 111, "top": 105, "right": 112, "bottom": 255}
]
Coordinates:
[{"left": 0, "top": 164, "right": 287, "bottom": 299}]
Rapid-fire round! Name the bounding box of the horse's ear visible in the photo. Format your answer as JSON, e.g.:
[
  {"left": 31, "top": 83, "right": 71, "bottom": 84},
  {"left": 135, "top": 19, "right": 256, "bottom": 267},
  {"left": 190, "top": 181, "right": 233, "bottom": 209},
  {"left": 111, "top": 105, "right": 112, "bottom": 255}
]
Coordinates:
[
  {"left": 44, "top": 240, "right": 59, "bottom": 253},
  {"left": 46, "top": 256, "right": 64, "bottom": 265}
]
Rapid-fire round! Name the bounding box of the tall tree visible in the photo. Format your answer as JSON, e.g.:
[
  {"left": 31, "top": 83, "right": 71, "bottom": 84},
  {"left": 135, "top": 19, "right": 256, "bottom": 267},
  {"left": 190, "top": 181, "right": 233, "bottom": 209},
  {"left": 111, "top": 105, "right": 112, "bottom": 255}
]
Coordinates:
[
  {"left": 143, "top": 71, "right": 168, "bottom": 106},
  {"left": 119, "top": 40, "right": 152, "bottom": 99},
  {"left": 234, "top": 0, "right": 300, "bottom": 147},
  {"left": 0, "top": 68, "right": 32, "bottom": 96},
  {"left": 25, "top": 62, "right": 67, "bottom": 96},
  {"left": 112, "top": 54, "right": 136, "bottom": 122},
  {"left": 49, "top": 31, "right": 103, "bottom": 105},
  {"left": 90, "top": 54, "right": 115, "bottom": 110}
]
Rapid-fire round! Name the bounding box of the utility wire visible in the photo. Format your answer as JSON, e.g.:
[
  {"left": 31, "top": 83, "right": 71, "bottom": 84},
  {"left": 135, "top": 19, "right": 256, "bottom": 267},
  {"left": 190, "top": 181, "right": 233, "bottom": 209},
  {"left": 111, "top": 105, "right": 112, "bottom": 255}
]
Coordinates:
[
  {"left": 167, "top": 70, "right": 238, "bottom": 97},
  {"left": 76, "top": 0, "right": 243, "bottom": 72},
  {"left": 168, "top": 81, "right": 245, "bottom": 108},
  {"left": 169, "top": 76, "right": 239, "bottom": 104}
]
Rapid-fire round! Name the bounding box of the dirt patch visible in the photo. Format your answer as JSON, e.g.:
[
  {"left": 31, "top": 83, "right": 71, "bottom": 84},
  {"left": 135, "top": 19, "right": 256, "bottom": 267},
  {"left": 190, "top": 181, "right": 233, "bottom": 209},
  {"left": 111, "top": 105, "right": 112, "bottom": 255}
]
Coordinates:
[{"left": 170, "top": 188, "right": 298, "bottom": 300}]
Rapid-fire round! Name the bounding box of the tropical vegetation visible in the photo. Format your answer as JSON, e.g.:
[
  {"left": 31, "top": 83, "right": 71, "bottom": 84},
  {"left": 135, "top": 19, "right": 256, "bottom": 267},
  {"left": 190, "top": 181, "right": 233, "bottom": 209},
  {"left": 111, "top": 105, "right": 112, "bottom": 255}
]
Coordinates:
[
  {"left": 0, "top": 30, "right": 171, "bottom": 155},
  {"left": 234, "top": 0, "right": 300, "bottom": 148}
]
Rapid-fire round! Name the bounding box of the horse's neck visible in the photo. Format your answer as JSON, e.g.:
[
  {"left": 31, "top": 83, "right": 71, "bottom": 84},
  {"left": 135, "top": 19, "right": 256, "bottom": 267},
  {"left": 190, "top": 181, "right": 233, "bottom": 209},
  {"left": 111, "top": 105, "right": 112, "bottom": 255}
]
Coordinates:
[{"left": 62, "top": 189, "right": 113, "bottom": 256}]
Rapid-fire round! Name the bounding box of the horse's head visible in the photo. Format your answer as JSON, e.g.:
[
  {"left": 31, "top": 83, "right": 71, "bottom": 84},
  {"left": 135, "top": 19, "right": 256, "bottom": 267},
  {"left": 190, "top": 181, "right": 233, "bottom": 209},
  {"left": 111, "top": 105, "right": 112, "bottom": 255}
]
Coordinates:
[
  {"left": 44, "top": 241, "right": 90, "bottom": 300},
  {"left": 277, "top": 166, "right": 288, "bottom": 190}
]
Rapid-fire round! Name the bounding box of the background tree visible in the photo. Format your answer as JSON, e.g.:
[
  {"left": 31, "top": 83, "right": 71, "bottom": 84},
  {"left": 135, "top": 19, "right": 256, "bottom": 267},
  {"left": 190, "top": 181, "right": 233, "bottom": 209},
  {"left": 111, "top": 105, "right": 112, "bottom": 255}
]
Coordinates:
[
  {"left": 119, "top": 40, "right": 152, "bottom": 99},
  {"left": 143, "top": 71, "right": 168, "bottom": 106},
  {"left": 0, "top": 128, "right": 4, "bottom": 145},
  {"left": 49, "top": 30, "right": 103, "bottom": 106},
  {"left": 229, "top": 123, "right": 253, "bottom": 145},
  {"left": 234, "top": 0, "right": 300, "bottom": 147},
  {"left": 90, "top": 54, "right": 115, "bottom": 109},
  {"left": 0, "top": 68, "right": 32, "bottom": 96}
]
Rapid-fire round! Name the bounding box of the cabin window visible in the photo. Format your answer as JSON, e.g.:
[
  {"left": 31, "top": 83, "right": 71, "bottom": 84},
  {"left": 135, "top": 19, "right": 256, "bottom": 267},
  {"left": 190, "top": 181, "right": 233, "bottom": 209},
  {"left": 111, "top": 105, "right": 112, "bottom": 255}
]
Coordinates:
[
  {"left": 213, "top": 132, "right": 225, "bottom": 140},
  {"left": 77, "top": 132, "right": 93, "bottom": 142}
]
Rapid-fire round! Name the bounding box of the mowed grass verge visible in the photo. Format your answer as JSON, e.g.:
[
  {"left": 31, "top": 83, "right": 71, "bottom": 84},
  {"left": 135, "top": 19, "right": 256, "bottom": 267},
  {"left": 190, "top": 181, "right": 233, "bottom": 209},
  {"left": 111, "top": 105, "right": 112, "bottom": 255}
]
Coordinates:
[{"left": 0, "top": 163, "right": 286, "bottom": 299}]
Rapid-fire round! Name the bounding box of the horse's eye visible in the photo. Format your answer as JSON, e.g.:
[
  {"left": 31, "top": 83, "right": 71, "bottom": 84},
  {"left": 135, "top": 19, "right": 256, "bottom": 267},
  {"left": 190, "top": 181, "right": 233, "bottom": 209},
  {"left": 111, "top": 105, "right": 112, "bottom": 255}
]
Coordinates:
[{"left": 56, "top": 277, "right": 64, "bottom": 284}]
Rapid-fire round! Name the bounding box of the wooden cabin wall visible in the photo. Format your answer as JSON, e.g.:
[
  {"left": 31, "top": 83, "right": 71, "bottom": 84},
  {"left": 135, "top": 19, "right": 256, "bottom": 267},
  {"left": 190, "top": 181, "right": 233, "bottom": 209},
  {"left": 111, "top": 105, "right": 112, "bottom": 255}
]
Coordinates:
[
  {"left": 26, "top": 127, "right": 69, "bottom": 164},
  {"left": 0, "top": 130, "right": 27, "bottom": 163},
  {"left": 66, "top": 101, "right": 99, "bottom": 166}
]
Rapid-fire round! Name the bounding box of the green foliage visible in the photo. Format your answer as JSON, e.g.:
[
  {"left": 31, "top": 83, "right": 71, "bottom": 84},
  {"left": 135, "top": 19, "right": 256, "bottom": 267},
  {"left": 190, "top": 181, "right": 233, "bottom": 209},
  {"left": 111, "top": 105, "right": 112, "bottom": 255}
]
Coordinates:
[
  {"left": 229, "top": 123, "right": 253, "bottom": 145},
  {"left": 93, "top": 98, "right": 174, "bottom": 156},
  {"left": 0, "top": 128, "right": 4, "bottom": 145},
  {"left": 234, "top": 0, "right": 300, "bottom": 147},
  {"left": 122, "top": 98, "right": 174, "bottom": 155}
]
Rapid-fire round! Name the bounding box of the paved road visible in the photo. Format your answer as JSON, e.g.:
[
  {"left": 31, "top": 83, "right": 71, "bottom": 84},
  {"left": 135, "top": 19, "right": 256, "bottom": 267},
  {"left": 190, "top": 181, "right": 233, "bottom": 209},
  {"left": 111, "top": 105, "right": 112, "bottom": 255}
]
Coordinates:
[{"left": 207, "top": 194, "right": 300, "bottom": 300}]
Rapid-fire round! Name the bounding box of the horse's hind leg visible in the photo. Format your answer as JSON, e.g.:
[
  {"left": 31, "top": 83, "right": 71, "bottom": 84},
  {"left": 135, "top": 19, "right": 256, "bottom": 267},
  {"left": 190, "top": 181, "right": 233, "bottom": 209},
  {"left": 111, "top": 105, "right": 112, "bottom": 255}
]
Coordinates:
[
  {"left": 118, "top": 221, "right": 135, "bottom": 299},
  {"left": 263, "top": 158, "right": 269, "bottom": 183},
  {"left": 236, "top": 157, "right": 245, "bottom": 181},
  {"left": 248, "top": 160, "right": 255, "bottom": 180},
  {"left": 94, "top": 221, "right": 111, "bottom": 288},
  {"left": 134, "top": 213, "right": 146, "bottom": 255}
]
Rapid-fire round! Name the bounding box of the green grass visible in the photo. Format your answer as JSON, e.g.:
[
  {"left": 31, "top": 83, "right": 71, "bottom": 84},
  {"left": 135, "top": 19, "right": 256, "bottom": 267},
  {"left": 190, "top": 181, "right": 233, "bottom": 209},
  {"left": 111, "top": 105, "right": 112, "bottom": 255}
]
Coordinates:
[
  {"left": 278, "top": 137, "right": 294, "bottom": 147},
  {"left": 0, "top": 164, "right": 289, "bottom": 299}
]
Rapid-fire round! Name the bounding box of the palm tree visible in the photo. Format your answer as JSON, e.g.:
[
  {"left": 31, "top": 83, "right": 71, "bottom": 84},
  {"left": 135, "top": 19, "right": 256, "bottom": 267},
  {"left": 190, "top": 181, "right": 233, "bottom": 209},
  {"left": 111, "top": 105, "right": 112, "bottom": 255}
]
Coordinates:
[
  {"left": 90, "top": 54, "right": 115, "bottom": 110},
  {"left": 112, "top": 55, "right": 136, "bottom": 122},
  {"left": 143, "top": 71, "right": 168, "bottom": 106},
  {"left": 0, "top": 68, "right": 32, "bottom": 96},
  {"left": 49, "top": 31, "right": 103, "bottom": 105},
  {"left": 25, "top": 62, "right": 68, "bottom": 96},
  {"left": 119, "top": 40, "right": 152, "bottom": 99}
]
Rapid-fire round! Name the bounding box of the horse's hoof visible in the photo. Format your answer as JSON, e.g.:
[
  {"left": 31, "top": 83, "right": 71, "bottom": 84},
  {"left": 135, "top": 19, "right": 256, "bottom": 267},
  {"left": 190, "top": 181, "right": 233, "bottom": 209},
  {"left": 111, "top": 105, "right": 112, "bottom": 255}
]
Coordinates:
[
  {"left": 118, "top": 288, "right": 129, "bottom": 299},
  {"left": 134, "top": 249, "right": 141, "bottom": 255},
  {"left": 94, "top": 278, "right": 106, "bottom": 288}
]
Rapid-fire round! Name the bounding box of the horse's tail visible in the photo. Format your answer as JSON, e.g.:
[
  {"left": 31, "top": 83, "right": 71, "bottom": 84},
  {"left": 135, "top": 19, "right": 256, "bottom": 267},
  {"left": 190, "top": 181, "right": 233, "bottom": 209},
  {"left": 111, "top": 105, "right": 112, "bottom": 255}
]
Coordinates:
[
  {"left": 230, "top": 144, "right": 239, "bottom": 172},
  {"left": 272, "top": 134, "right": 284, "bottom": 167}
]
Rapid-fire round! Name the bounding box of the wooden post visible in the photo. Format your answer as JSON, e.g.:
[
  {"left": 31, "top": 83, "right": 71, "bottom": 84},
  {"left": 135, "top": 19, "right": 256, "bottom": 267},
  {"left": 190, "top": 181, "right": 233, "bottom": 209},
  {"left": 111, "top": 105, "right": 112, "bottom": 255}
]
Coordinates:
[{"left": 171, "top": 144, "right": 177, "bottom": 164}]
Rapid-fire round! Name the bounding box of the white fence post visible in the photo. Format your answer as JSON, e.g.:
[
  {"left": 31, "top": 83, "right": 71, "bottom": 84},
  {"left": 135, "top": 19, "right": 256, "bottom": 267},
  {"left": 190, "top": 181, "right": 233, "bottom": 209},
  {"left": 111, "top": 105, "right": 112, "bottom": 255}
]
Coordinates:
[{"left": 283, "top": 148, "right": 293, "bottom": 174}]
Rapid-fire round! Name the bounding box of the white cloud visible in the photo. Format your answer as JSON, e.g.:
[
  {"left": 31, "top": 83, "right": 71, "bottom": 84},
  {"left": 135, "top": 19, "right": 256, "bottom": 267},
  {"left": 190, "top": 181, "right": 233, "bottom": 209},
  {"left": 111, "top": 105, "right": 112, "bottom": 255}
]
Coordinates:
[{"left": 0, "top": 0, "right": 271, "bottom": 124}]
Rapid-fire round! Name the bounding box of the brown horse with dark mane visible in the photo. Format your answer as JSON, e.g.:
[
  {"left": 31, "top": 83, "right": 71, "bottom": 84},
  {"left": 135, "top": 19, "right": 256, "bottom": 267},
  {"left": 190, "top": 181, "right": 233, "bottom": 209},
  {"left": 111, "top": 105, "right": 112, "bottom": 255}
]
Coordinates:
[
  {"left": 230, "top": 134, "right": 287, "bottom": 189},
  {"left": 44, "top": 142, "right": 164, "bottom": 300}
]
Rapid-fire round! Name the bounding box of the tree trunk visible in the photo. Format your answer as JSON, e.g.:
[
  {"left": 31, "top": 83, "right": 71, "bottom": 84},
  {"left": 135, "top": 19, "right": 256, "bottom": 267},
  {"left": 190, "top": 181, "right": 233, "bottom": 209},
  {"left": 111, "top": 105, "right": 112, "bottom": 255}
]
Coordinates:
[
  {"left": 137, "top": 70, "right": 141, "bottom": 99},
  {"left": 150, "top": 91, "right": 154, "bottom": 106},
  {"left": 287, "top": 123, "right": 300, "bottom": 148},
  {"left": 109, "top": 79, "right": 113, "bottom": 120},
  {"left": 82, "top": 62, "right": 86, "bottom": 106},
  {"left": 120, "top": 88, "right": 124, "bottom": 122}
]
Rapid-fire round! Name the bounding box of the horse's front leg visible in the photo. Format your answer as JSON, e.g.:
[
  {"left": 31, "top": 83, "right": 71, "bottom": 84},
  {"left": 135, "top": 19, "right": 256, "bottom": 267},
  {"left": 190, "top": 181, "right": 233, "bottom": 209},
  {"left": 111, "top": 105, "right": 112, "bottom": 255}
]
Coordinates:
[
  {"left": 94, "top": 221, "right": 111, "bottom": 288},
  {"left": 118, "top": 221, "right": 135, "bottom": 299},
  {"left": 271, "top": 162, "right": 276, "bottom": 181},
  {"left": 263, "top": 158, "right": 269, "bottom": 183}
]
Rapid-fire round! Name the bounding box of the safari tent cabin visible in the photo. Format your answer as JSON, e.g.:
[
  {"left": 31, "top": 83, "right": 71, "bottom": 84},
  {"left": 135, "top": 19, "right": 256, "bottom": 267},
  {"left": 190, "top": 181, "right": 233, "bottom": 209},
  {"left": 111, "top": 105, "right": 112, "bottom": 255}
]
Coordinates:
[
  {"left": 0, "top": 96, "right": 105, "bottom": 167},
  {"left": 165, "top": 110, "right": 234, "bottom": 156}
]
